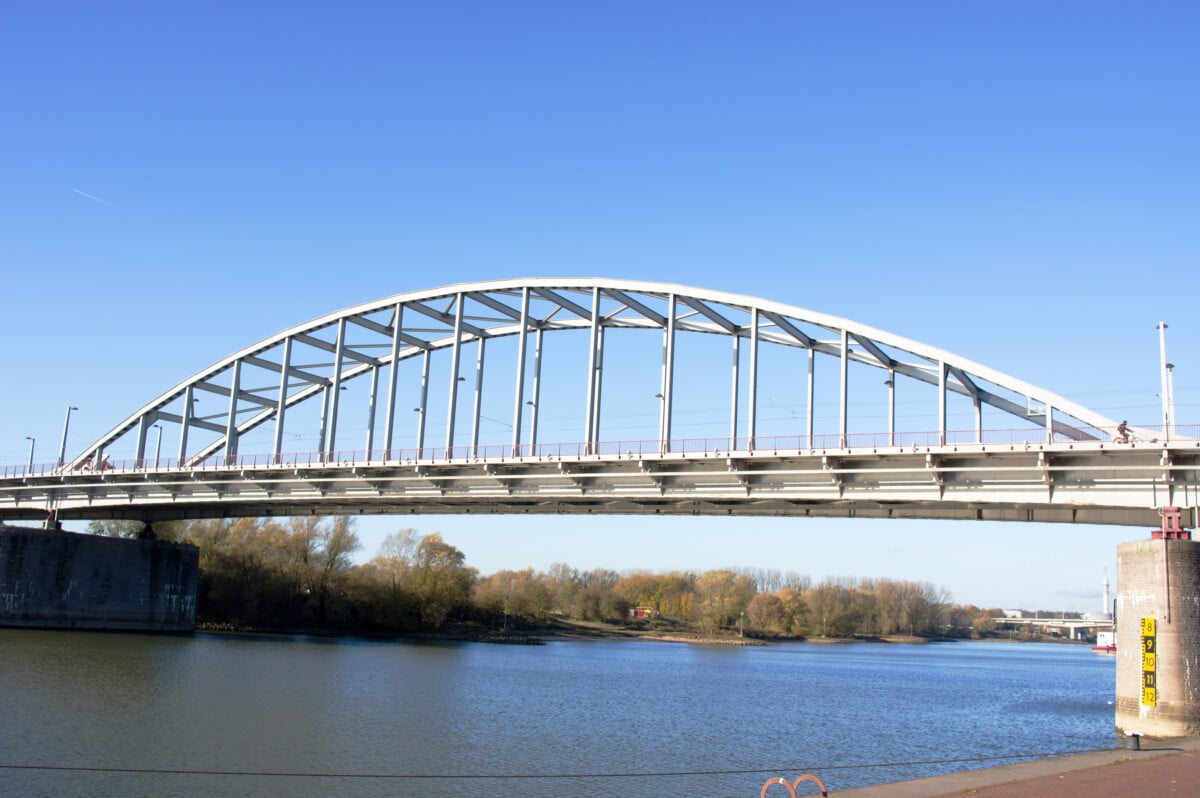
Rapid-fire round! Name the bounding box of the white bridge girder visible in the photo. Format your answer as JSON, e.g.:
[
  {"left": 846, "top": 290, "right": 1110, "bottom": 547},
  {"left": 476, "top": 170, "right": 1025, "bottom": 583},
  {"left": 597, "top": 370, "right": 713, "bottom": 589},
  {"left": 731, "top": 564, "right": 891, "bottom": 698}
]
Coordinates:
[{"left": 3, "top": 440, "right": 1198, "bottom": 527}]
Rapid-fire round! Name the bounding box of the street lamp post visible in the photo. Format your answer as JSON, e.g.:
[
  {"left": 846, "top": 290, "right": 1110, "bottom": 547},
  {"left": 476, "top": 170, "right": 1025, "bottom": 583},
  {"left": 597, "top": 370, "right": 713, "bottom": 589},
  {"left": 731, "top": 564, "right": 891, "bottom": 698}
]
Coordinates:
[
  {"left": 25, "top": 436, "right": 36, "bottom": 472},
  {"left": 57, "top": 406, "right": 78, "bottom": 467},
  {"left": 1166, "top": 363, "right": 1176, "bottom": 440},
  {"left": 525, "top": 400, "right": 537, "bottom": 455},
  {"left": 153, "top": 424, "right": 163, "bottom": 469},
  {"left": 1158, "top": 322, "right": 1171, "bottom": 442},
  {"left": 412, "top": 407, "right": 425, "bottom": 455}
]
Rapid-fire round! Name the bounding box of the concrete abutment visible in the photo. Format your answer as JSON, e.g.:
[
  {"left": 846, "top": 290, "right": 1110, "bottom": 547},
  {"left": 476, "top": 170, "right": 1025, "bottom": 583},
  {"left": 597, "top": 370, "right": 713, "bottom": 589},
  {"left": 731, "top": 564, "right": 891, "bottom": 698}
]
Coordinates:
[
  {"left": 0, "top": 525, "right": 197, "bottom": 632},
  {"left": 1116, "top": 538, "right": 1200, "bottom": 737}
]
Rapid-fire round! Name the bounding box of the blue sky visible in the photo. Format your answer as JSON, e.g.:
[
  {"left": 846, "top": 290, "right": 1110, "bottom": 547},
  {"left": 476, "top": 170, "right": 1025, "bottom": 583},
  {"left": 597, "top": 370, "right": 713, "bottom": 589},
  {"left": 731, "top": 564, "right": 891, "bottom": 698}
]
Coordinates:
[{"left": 2, "top": 2, "right": 1196, "bottom": 611}]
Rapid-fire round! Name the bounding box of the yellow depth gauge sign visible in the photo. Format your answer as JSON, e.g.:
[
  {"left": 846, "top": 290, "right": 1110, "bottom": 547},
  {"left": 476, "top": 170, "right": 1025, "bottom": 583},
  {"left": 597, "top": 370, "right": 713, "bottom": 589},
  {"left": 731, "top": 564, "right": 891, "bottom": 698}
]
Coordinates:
[{"left": 1141, "top": 617, "right": 1157, "bottom": 707}]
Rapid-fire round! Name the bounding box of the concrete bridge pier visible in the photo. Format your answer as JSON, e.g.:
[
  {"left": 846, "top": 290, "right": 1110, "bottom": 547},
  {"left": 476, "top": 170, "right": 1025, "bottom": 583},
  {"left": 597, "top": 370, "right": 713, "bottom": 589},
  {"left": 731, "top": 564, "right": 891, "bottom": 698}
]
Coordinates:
[
  {"left": 1116, "top": 515, "right": 1200, "bottom": 737},
  {"left": 0, "top": 525, "right": 198, "bottom": 632}
]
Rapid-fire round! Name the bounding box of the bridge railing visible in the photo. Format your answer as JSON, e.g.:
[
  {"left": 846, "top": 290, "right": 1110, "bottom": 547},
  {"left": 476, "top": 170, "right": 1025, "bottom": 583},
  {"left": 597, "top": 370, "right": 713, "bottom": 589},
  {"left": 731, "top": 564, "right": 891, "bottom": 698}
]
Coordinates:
[
  {"left": 6, "top": 423, "right": 1195, "bottom": 479},
  {"left": 0, "top": 461, "right": 63, "bottom": 479}
]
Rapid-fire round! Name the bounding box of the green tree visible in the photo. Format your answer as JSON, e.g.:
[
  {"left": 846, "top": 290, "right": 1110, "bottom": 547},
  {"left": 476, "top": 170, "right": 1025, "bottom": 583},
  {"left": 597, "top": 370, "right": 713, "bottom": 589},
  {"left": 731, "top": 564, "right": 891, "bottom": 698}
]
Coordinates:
[
  {"left": 653, "top": 572, "right": 697, "bottom": 620},
  {"left": 747, "top": 591, "right": 785, "bottom": 631},
  {"left": 544, "top": 565, "right": 629, "bottom": 622},
  {"left": 776, "top": 586, "right": 809, "bottom": 634},
  {"left": 475, "top": 568, "right": 553, "bottom": 625},
  {"left": 693, "top": 569, "right": 756, "bottom": 633},
  {"left": 899, "top": 581, "right": 949, "bottom": 636},
  {"left": 304, "top": 516, "right": 360, "bottom": 624},
  {"left": 409, "top": 533, "right": 474, "bottom": 628},
  {"left": 87, "top": 519, "right": 143, "bottom": 538},
  {"left": 187, "top": 518, "right": 263, "bottom": 623},
  {"left": 614, "top": 572, "right": 660, "bottom": 611},
  {"left": 378, "top": 528, "right": 419, "bottom": 563},
  {"left": 850, "top": 584, "right": 880, "bottom": 637},
  {"left": 184, "top": 516, "right": 360, "bottom": 627},
  {"left": 546, "top": 562, "right": 582, "bottom": 617},
  {"left": 944, "top": 604, "right": 975, "bottom": 637},
  {"left": 972, "top": 612, "right": 997, "bottom": 635},
  {"left": 349, "top": 528, "right": 422, "bottom": 629},
  {"left": 804, "top": 580, "right": 861, "bottom": 637},
  {"left": 874, "top": 579, "right": 904, "bottom": 635},
  {"left": 87, "top": 519, "right": 190, "bottom": 541}
]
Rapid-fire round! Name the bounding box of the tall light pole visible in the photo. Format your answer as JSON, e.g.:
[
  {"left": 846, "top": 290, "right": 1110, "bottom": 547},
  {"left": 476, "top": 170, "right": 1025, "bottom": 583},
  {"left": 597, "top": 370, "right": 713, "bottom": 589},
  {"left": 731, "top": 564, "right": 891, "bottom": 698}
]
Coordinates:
[
  {"left": 25, "top": 436, "right": 36, "bottom": 471},
  {"left": 153, "top": 424, "right": 163, "bottom": 469},
  {"left": 1158, "top": 322, "right": 1170, "bottom": 442},
  {"left": 525, "top": 400, "right": 537, "bottom": 455},
  {"left": 1166, "top": 364, "right": 1176, "bottom": 435},
  {"left": 57, "top": 406, "right": 78, "bottom": 467}
]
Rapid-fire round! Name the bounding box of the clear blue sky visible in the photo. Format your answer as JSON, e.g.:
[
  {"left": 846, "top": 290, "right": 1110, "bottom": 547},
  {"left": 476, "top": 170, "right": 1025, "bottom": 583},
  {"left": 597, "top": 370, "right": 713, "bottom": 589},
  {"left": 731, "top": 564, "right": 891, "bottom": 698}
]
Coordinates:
[{"left": 2, "top": 2, "right": 1196, "bottom": 612}]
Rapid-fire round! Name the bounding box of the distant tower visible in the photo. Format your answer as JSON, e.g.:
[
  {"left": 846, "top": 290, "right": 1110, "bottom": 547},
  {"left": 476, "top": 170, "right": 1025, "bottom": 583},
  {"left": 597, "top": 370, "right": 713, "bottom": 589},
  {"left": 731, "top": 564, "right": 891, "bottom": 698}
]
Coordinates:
[{"left": 1103, "top": 573, "right": 1111, "bottom": 617}]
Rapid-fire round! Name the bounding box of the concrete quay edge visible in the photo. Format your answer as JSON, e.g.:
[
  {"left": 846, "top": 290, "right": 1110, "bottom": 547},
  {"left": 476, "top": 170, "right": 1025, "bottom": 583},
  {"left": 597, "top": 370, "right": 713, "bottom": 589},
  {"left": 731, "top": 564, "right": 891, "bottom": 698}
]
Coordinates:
[{"left": 828, "top": 737, "right": 1200, "bottom": 797}]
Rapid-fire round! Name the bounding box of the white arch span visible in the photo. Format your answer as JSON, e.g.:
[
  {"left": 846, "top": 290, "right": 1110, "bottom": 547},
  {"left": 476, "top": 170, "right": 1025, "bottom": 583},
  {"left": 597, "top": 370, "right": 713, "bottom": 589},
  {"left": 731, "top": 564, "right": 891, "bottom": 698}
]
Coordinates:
[{"left": 70, "top": 278, "right": 1122, "bottom": 471}]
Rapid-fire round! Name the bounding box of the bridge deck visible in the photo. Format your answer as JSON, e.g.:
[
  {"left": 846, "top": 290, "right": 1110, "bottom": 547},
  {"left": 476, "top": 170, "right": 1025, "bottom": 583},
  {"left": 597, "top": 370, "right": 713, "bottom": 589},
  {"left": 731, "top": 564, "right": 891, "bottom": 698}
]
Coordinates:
[{"left": 3, "top": 437, "right": 1197, "bottom": 525}]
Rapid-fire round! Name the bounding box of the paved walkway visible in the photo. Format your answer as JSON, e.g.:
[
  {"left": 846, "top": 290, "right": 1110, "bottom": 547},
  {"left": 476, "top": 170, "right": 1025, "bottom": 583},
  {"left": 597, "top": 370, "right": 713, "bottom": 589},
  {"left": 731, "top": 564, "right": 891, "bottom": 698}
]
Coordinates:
[{"left": 824, "top": 737, "right": 1200, "bottom": 797}]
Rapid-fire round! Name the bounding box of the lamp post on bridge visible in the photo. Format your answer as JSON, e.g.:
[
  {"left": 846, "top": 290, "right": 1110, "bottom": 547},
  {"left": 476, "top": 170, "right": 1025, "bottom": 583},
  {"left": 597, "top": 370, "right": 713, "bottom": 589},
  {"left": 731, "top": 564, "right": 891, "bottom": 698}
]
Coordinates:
[
  {"left": 25, "top": 436, "right": 35, "bottom": 472},
  {"left": 655, "top": 392, "right": 666, "bottom": 454},
  {"left": 884, "top": 377, "right": 895, "bottom": 447},
  {"left": 153, "top": 424, "right": 163, "bottom": 469},
  {"left": 1158, "top": 322, "right": 1172, "bottom": 442},
  {"left": 57, "top": 406, "right": 78, "bottom": 468},
  {"left": 525, "top": 400, "right": 537, "bottom": 456},
  {"left": 412, "top": 407, "right": 425, "bottom": 456},
  {"left": 1166, "top": 362, "right": 1176, "bottom": 440}
]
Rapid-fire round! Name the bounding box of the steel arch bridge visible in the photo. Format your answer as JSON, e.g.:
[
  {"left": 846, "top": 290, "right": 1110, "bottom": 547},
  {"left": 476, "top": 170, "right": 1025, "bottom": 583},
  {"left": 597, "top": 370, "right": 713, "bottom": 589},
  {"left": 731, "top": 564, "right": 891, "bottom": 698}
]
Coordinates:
[{"left": 2, "top": 278, "right": 1198, "bottom": 527}]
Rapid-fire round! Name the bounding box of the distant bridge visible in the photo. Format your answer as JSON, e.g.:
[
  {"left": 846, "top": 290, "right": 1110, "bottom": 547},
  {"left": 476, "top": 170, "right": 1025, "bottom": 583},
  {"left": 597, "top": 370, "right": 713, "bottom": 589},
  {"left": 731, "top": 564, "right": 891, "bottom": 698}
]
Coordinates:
[
  {"left": 2, "top": 279, "right": 1197, "bottom": 525},
  {"left": 996, "top": 616, "right": 1114, "bottom": 641}
]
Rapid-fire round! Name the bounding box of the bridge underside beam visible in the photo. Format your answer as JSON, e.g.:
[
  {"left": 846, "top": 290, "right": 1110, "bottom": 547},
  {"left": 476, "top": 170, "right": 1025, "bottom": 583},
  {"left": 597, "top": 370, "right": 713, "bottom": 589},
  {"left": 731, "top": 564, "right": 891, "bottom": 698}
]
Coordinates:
[
  {"left": 7, "top": 498, "right": 1166, "bottom": 527},
  {"left": 4, "top": 444, "right": 1193, "bottom": 528}
]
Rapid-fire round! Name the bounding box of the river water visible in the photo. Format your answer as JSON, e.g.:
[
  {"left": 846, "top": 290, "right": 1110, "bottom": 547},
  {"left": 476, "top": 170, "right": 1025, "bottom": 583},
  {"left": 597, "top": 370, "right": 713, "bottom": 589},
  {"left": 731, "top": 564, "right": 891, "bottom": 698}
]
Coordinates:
[{"left": 0, "top": 630, "right": 1115, "bottom": 797}]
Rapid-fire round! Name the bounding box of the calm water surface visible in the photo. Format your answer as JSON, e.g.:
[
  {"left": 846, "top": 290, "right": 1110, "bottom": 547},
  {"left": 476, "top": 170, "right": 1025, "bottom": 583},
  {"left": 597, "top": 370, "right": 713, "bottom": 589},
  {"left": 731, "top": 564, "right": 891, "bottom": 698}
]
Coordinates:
[{"left": 0, "top": 630, "right": 1116, "bottom": 797}]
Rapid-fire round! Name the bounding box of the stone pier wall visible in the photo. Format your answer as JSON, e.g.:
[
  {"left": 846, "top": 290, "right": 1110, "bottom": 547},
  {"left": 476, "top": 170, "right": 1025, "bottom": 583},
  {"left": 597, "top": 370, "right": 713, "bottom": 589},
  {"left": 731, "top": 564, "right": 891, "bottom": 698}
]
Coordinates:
[
  {"left": 1115, "top": 538, "right": 1200, "bottom": 737},
  {"left": 0, "top": 526, "right": 197, "bottom": 632}
]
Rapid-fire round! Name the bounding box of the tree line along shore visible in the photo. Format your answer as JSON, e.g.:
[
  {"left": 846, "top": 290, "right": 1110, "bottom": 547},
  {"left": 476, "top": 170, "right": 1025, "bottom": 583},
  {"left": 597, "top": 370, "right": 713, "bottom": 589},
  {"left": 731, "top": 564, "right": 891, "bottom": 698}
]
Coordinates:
[{"left": 81, "top": 517, "right": 1080, "bottom": 643}]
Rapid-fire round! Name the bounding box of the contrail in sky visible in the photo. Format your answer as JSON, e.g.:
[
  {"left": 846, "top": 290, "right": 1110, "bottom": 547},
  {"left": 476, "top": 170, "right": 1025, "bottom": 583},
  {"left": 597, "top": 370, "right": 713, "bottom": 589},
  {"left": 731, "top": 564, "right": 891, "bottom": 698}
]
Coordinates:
[{"left": 72, "top": 188, "right": 112, "bottom": 206}]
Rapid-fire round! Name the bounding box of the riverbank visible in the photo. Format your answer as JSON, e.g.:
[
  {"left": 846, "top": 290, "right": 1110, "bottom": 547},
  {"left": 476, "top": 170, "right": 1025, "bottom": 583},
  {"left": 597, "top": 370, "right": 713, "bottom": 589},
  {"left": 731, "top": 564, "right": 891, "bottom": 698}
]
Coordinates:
[{"left": 195, "top": 618, "right": 1083, "bottom": 649}]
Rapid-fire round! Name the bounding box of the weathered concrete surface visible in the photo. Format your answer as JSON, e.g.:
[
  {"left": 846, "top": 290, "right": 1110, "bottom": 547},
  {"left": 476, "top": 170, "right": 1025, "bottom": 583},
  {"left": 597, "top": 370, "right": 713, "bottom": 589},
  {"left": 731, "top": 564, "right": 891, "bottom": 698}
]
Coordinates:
[
  {"left": 0, "top": 526, "right": 197, "bottom": 632},
  {"left": 1116, "top": 538, "right": 1200, "bottom": 737}
]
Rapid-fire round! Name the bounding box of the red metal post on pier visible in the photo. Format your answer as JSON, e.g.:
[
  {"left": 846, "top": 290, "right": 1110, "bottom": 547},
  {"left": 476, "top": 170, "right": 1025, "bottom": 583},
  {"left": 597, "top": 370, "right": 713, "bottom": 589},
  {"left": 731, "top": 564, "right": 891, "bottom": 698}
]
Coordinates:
[{"left": 1151, "top": 506, "right": 1191, "bottom": 540}]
